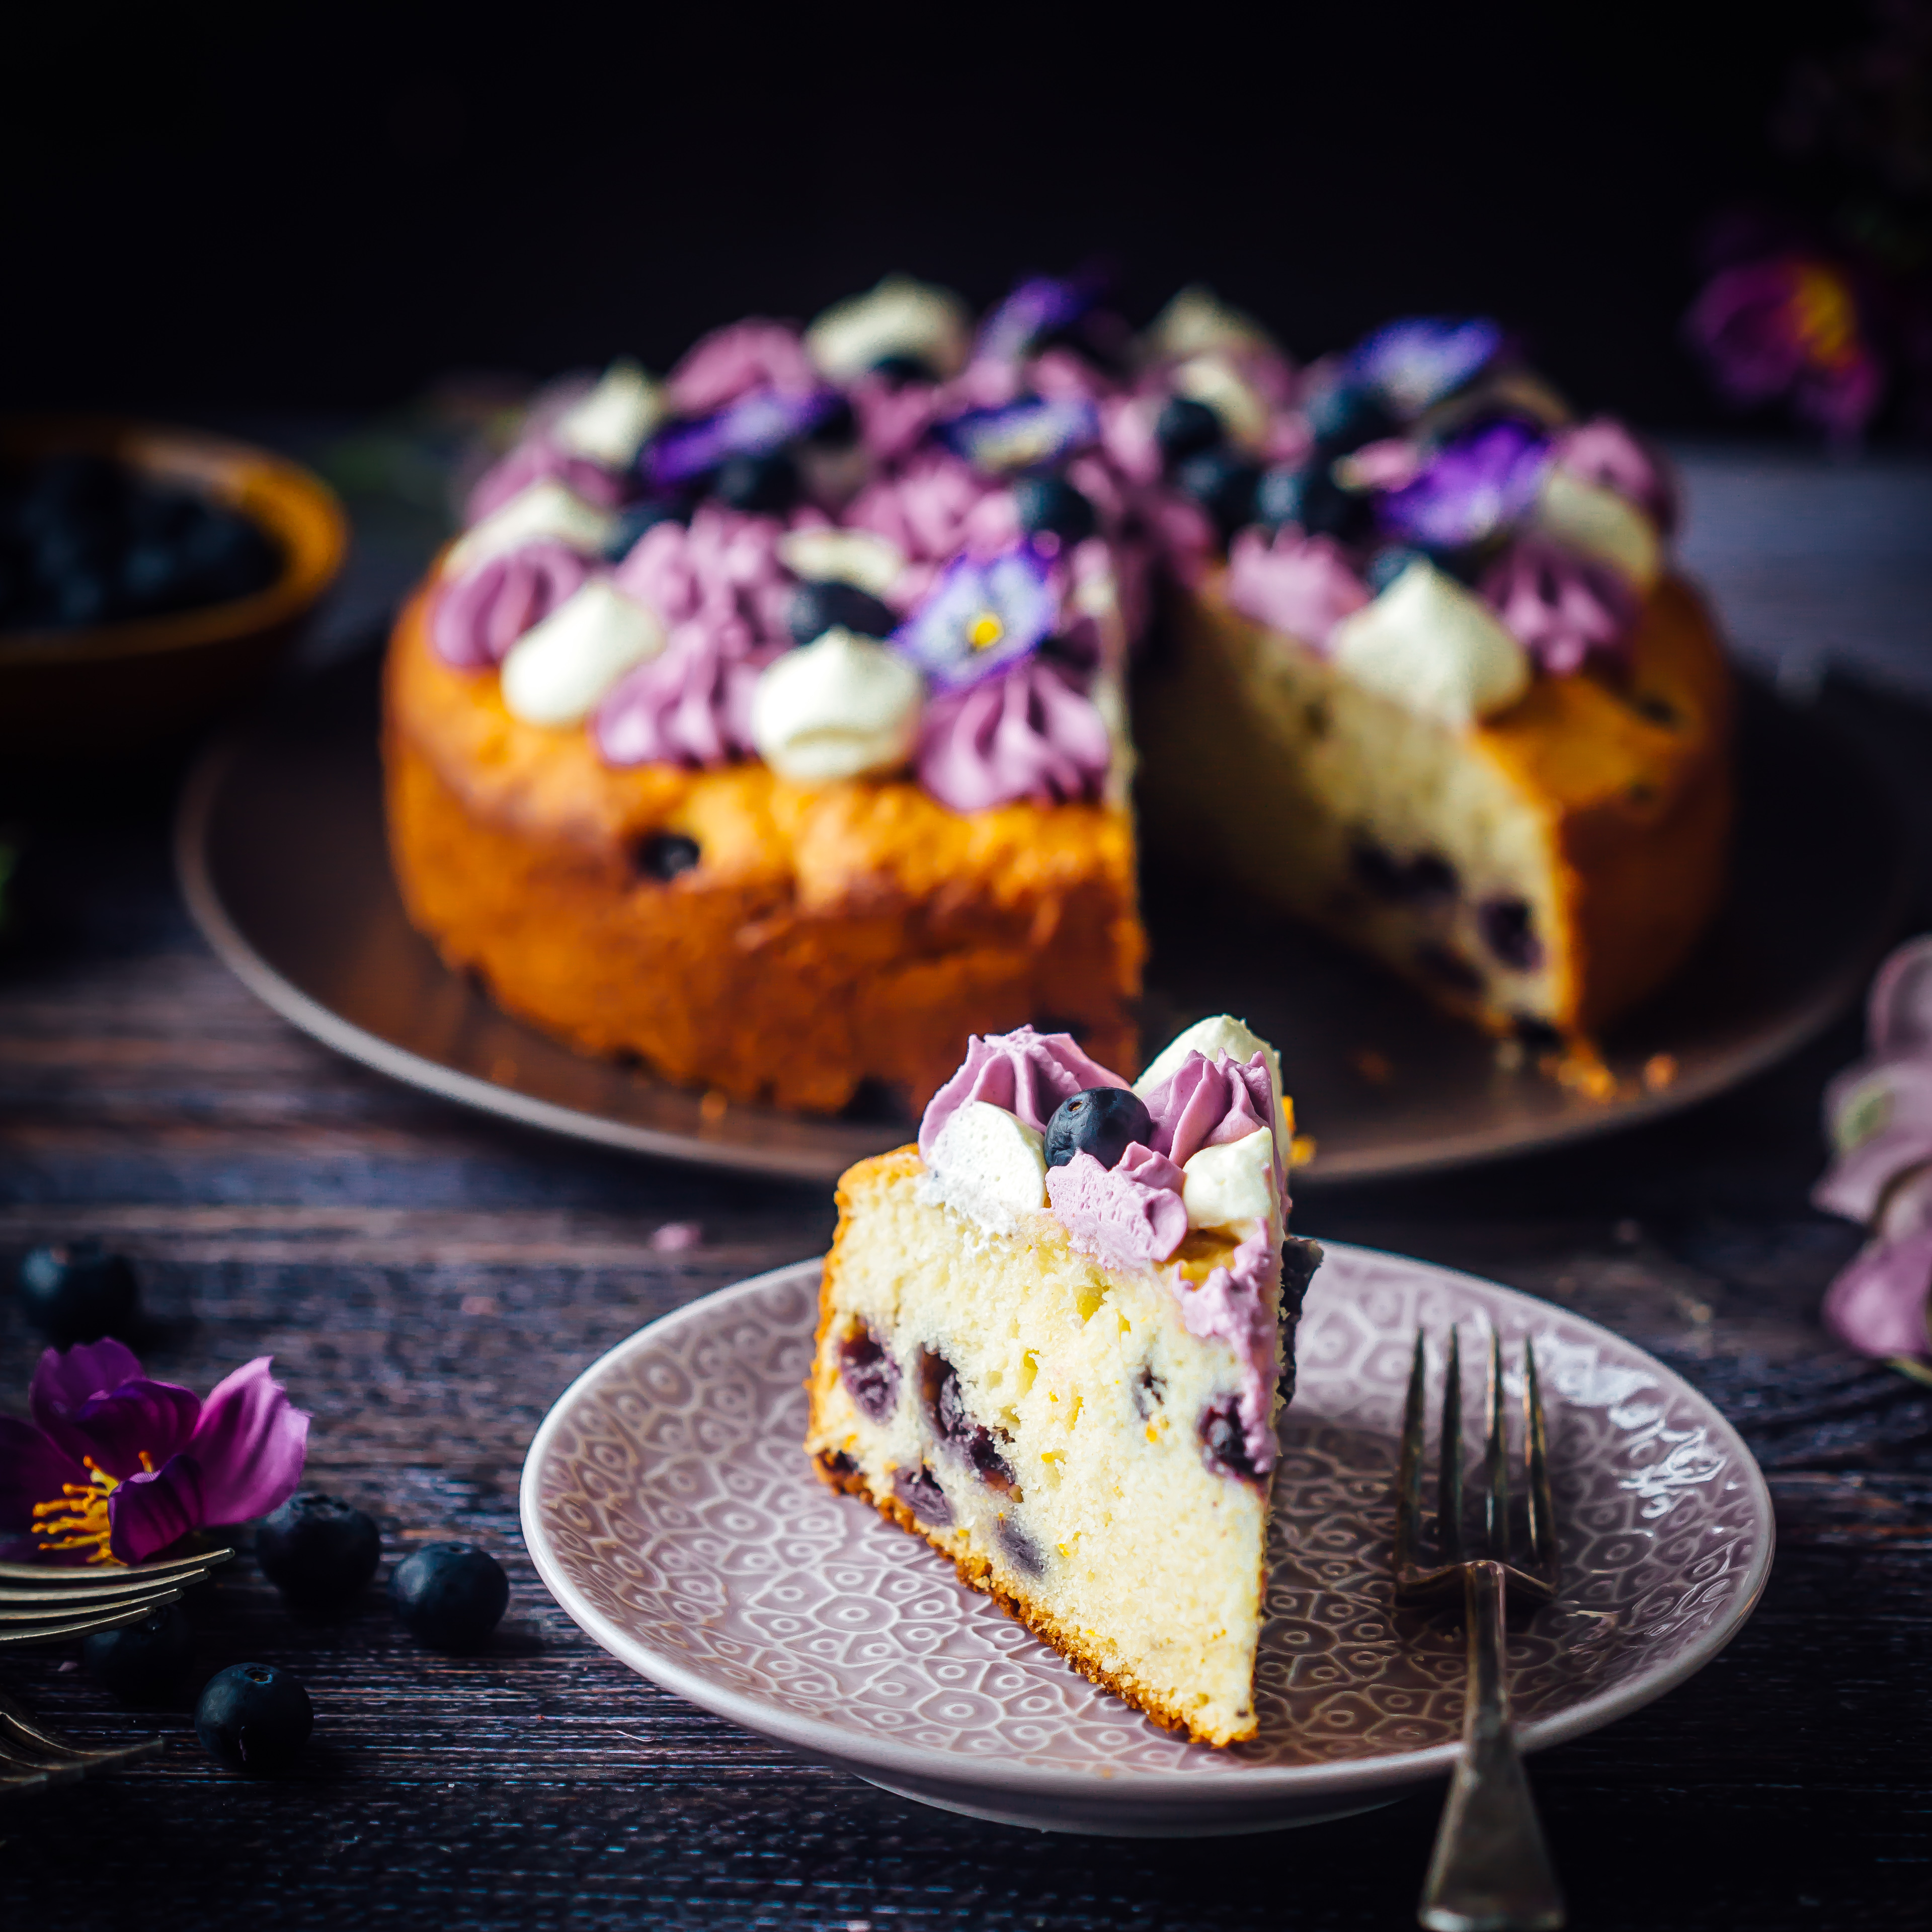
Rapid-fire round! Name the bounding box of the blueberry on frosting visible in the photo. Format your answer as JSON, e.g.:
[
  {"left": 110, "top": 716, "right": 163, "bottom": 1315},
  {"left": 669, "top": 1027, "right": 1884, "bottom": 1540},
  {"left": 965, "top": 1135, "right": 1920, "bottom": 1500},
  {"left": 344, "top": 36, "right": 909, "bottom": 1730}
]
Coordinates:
[
  {"left": 1043, "top": 1086, "right": 1153, "bottom": 1171},
  {"left": 786, "top": 578, "right": 899, "bottom": 645},
  {"left": 1013, "top": 474, "right": 1098, "bottom": 547}
]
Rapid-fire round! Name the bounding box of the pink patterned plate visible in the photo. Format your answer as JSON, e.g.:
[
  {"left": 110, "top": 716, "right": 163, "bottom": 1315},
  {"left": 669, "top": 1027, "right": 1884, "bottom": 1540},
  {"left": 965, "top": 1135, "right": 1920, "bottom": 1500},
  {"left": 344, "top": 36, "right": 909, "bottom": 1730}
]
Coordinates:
[{"left": 520, "top": 1248, "right": 1774, "bottom": 1836}]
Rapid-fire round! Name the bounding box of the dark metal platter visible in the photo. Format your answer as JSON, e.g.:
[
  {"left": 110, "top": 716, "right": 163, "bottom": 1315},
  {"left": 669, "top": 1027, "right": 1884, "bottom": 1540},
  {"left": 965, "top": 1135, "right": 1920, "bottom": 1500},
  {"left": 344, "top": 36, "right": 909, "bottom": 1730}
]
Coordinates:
[{"left": 177, "top": 644, "right": 1910, "bottom": 1186}]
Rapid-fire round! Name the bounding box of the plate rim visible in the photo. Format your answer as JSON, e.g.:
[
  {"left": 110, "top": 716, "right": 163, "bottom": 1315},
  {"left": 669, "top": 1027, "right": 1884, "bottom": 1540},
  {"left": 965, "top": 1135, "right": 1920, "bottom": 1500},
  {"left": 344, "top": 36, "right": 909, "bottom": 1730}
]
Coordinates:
[{"left": 518, "top": 1246, "right": 1777, "bottom": 1811}]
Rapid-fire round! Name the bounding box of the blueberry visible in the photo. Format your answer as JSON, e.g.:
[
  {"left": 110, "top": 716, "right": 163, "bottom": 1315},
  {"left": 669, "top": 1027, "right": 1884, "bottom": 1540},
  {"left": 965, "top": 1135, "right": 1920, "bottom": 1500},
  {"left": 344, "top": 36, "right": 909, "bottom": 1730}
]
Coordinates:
[
  {"left": 995, "top": 1516, "right": 1045, "bottom": 1577},
  {"left": 868, "top": 352, "right": 938, "bottom": 387},
  {"left": 1279, "top": 1236, "right": 1324, "bottom": 1318},
  {"left": 786, "top": 578, "right": 898, "bottom": 644},
  {"left": 891, "top": 1465, "right": 953, "bottom": 1527},
  {"left": 1174, "top": 449, "right": 1260, "bottom": 541},
  {"left": 1349, "top": 840, "right": 1458, "bottom": 905},
  {"left": 195, "top": 1662, "right": 312, "bottom": 1774},
  {"left": 1307, "top": 383, "right": 1400, "bottom": 455},
  {"left": 389, "top": 1543, "right": 510, "bottom": 1651},
  {"left": 83, "top": 1601, "right": 194, "bottom": 1705},
  {"left": 1199, "top": 1398, "right": 1264, "bottom": 1483},
  {"left": 839, "top": 1321, "right": 901, "bottom": 1423},
  {"left": 602, "top": 500, "right": 684, "bottom": 561},
  {"left": 805, "top": 394, "right": 858, "bottom": 447},
  {"left": 1479, "top": 898, "right": 1542, "bottom": 972},
  {"left": 1155, "top": 396, "right": 1223, "bottom": 463},
  {"left": 1012, "top": 474, "right": 1097, "bottom": 546},
  {"left": 711, "top": 450, "right": 799, "bottom": 514},
  {"left": 1043, "top": 1087, "right": 1153, "bottom": 1171},
  {"left": 1255, "top": 461, "right": 1373, "bottom": 543},
  {"left": 632, "top": 831, "right": 700, "bottom": 880},
  {"left": 17, "top": 1241, "right": 139, "bottom": 1346},
  {"left": 1364, "top": 544, "right": 1429, "bottom": 594},
  {"left": 918, "top": 1349, "right": 1015, "bottom": 1491},
  {"left": 256, "top": 1492, "right": 381, "bottom": 1614}
]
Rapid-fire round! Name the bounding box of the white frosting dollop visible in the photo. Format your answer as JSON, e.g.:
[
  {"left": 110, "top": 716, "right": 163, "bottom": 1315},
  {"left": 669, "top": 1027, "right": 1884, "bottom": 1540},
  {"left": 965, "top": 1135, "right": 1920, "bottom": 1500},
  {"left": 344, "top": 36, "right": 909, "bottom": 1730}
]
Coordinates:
[
  {"left": 500, "top": 579, "right": 666, "bottom": 727},
  {"left": 1181, "top": 1128, "right": 1277, "bottom": 1231},
  {"left": 1330, "top": 559, "right": 1531, "bottom": 728},
  {"left": 1172, "top": 353, "right": 1270, "bottom": 450},
  {"left": 750, "top": 627, "right": 924, "bottom": 783},
  {"left": 1135, "top": 1013, "right": 1287, "bottom": 1144},
  {"left": 926, "top": 1100, "right": 1049, "bottom": 1232},
  {"left": 806, "top": 275, "right": 972, "bottom": 383},
  {"left": 446, "top": 480, "right": 618, "bottom": 575},
  {"left": 1143, "top": 286, "right": 1281, "bottom": 365},
  {"left": 1533, "top": 467, "right": 1662, "bottom": 590},
  {"left": 552, "top": 359, "right": 664, "bottom": 467},
  {"left": 776, "top": 526, "right": 907, "bottom": 599}
]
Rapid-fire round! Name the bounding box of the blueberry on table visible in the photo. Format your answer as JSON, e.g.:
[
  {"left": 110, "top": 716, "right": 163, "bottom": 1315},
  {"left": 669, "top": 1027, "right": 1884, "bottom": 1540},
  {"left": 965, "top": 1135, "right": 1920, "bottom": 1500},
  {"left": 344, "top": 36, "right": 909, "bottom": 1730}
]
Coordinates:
[
  {"left": 1154, "top": 395, "right": 1223, "bottom": 463},
  {"left": 1013, "top": 474, "right": 1098, "bottom": 546},
  {"left": 256, "top": 1492, "right": 381, "bottom": 1614},
  {"left": 389, "top": 1543, "right": 509, "bottom": 1651},
  {"left": 17, "top": 1241, "right": 139, "bottom": 1346},
  {"left": 82, "top": 1601, "right": 194, "bottom": 1706},
  {"left": 1043, "top": 1087, "right": 1154, "bottom": 1172},
  {"left": 785, "top": 578, "right": 898, "bottom": 645},
  {"left": 195, "top": 1663, "right": 313, "bottom": 1774}
]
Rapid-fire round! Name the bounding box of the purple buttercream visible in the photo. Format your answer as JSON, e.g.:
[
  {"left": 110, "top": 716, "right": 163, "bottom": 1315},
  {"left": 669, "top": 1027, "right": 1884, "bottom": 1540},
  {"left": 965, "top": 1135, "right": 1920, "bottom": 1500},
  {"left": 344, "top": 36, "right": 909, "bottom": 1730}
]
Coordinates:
[
  {"left": 1552, "top": 418, "right": 1679, "bottom": 535},
  {"left": 917, "top": 1024, "right": 1125, "bottom": 1161},
  {"left": 431, "top": 542, "right": 593, "bottom": 669},
  {"left": 593, "top": 628, "right": 772, "bottom": 770},
  {"left": 1046, "top": 1145, "right": 1189, "bottom": 1271},
  {"left": 1224, "top": 528, "right": 1369, "bottom": 652},
  {"left": 667, "top": 319, "right": 818, "bottom": 414},
  {"left": 1481, "top": 537, "right": 1638, "bottom": 676},
  {"left": 1142, "top": 1050, "right": 1275, "bottom": 1171},
  {"left": 1177, "top": 1225, "right": 1282, "bottom": 1473},
  {"left": 465, "top": 442, "right": 625, "bottom": 525},
  {"left": 916, "top": 659, "right": 1111, "bottom": 813}
]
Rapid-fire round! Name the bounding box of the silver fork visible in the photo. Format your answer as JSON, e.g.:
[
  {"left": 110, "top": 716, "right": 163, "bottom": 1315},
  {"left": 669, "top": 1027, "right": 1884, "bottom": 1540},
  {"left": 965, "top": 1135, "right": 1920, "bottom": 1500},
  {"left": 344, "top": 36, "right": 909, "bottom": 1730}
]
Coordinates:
[
  {"left": 0, "top": 1547, "right": 233, "bottom": 1648},
  {"left": 1395, "top": 1327, "right": 1564, "bottom": 1932},
  {"left": 0, "top": 1686, "right": 164, "bottom": 1794}
]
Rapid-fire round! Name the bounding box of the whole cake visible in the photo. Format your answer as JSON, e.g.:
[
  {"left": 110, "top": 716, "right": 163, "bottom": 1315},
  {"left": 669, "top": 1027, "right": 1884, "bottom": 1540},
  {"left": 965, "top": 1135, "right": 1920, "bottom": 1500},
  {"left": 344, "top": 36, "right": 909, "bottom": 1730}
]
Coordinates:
[
  {"left": 804, "top": 1013, "right": 1321, "bottom": 1746},
  {"left": 385, "top": 275, "right": 1730, "bottom": 1111}
]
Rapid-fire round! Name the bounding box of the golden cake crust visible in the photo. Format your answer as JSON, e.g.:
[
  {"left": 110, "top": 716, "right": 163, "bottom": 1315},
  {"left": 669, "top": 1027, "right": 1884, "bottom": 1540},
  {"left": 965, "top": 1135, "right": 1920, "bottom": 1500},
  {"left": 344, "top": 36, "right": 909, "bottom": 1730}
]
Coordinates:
[{"left": 382, "top": 585, "right": 1143, "bottom": 1112}]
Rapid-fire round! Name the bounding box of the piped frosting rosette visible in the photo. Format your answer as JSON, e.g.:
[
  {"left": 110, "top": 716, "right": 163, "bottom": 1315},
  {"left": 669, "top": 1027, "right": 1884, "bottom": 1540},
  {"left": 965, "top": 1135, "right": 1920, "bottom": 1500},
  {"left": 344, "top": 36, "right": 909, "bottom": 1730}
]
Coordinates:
[{"left": 1815, "top": 936, "right": 1932, "bottom": 1359}]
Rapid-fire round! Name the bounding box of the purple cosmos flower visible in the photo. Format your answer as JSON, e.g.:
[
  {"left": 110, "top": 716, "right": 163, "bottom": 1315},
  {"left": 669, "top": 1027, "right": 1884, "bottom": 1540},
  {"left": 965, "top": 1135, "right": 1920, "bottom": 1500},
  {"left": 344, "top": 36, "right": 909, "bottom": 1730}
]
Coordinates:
[
  {"left": 974, "top": 272, "right": 1104, "bottom": 365},
  {"left": 938, "top": 396, "right": 1100, "bottom": 475},
  {"left": 646, "top": 387, "right": 845, "bottom": 490},
  {"left": 1376, "top": 419, "right": 1551, "bottom": 550},
  {"left": 1685, "top": 253, "right": 1884, "bottom": 443},
  {"left": 1349, "top": 317, "right": 1504, "bottom": 417},
  {"left": 0, "top": 1340, "right": 308, "bottom": 1566},
  {"left": 892, "top": 544, "right": 1057, "bottom": 693}
]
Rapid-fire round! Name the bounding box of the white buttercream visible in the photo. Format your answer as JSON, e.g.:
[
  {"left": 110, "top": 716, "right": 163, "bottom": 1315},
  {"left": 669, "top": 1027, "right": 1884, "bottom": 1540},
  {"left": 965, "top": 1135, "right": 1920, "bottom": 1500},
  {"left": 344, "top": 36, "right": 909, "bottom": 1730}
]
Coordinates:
[
  {"left": 806, "top": 275, "right": 972, "bottom": 383},
  {"left": 1182, "top": 1128, "right": 1277, "bottom": 1231},
  {"left": 1330, "top": 559, "right": 1531, "bottom": 728},
  {"left": 750, "top": 627, "right": 924, "bottom": 783},
  {"left": 1143, "top": 286, "right": 1281, "bottom": 365},
  {"left": 776, "top": 526, "right": 907, "bottom": 599},
  {"left": 1534, "top": 466, "right": 1662, "bottom": 590},
  {"left": 552, "top": 359, "right": 664, "bottom": 467},
  {"left": 1173, "top": 353, "right": 1270, "bottom": 451},
  {"left": 926, "top": 1100, "right": 1049, "bottom": 1232},
  {"left": 1135, "top": 1014, "right": 1287, "bottom": 1145},
  {"left": 500, "top": 579, "right": 666, "bottom": 727},
  {"left": 445, "top": 480, "right": 618, "bottom": 575}
]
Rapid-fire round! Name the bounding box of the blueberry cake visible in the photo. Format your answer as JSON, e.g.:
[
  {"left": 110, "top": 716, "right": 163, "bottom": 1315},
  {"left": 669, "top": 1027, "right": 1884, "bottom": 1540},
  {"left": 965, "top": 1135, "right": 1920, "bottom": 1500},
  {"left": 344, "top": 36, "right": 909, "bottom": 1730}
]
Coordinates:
[{"left": 805, "top": 1014, "right": 1321, "bottom": 1747}]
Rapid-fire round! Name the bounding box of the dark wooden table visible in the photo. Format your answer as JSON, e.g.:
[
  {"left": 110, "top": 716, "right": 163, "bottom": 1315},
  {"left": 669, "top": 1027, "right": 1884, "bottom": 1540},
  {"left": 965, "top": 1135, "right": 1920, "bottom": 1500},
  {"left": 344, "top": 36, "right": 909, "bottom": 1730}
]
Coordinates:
[{"left": 5, "top": 675, "right": 1932, "bottom": 1932}]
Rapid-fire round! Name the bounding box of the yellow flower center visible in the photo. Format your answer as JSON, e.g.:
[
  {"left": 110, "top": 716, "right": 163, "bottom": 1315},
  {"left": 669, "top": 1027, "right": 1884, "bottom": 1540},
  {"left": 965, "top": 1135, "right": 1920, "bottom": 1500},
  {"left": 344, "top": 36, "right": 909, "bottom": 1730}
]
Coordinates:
[
  {"left": 1788, "top": 265, "right": 1861, "bottom": 374},
  {"left": 967, "top": 610, "right": 1004, "bottom": 651},
  {"left": 30, "top": 1453, "right": 151, "bottom": 1565}
]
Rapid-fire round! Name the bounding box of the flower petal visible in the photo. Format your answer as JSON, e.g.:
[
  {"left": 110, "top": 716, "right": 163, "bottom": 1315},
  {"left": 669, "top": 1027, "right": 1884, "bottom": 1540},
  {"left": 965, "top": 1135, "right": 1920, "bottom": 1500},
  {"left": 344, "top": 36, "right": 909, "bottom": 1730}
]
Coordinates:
[
  {"left": 33, "top": 1375, "right": 203, "bottom": 1483},
  {"left": 107, "top": 1454, "right": 205, "bottom": 1563},
  {"left": 30, "top": 1339, "right": 144, "bottom": 1414},
  {"left": 183, "top": 1358, "right": 309, "bottom": 1525},
  {"left": 0, "top": 1417, "right": 86, "bottom": 1540},
  {"left": 1821, "top": 1228, "right": 1932, "bottom": 1360}
]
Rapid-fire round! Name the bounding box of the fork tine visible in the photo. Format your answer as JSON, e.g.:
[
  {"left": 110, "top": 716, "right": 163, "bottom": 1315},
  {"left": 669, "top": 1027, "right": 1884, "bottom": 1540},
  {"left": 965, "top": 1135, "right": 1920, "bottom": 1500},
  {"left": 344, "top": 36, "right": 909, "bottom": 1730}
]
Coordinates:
[
  {"left": 0, "top": 1548, "right": 232, "bottom": 1586},
  {"left": 1394, "top": 1330, "right": 1428, "bottom": 1575},
  {"left": 1437, "top": 1326, "right": 1464, "bottom": 1565},
  {"left": 0, "top": 1596, "right": 182, "bottom": 1647},
  {"left": 1484, "top": 1327, "right": 1509, "bottom": 1561},
  {"left": 1523, "top": 1338, "right": 1557, "bottom": 1580},
  {"left": 0, "top": 1688, "right": 162, "bottom": 1768},
  {"left": 0, "top": 1573, "right": 192, "bottom": 1609}
]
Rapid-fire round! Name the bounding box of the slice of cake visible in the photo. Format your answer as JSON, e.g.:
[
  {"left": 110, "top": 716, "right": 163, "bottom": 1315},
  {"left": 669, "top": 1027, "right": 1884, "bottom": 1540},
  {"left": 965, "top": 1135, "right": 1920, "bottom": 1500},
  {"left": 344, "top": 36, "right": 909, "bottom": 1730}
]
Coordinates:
[{"left": 804, "top": 1014, "right": 1322, "bottom": 1746}]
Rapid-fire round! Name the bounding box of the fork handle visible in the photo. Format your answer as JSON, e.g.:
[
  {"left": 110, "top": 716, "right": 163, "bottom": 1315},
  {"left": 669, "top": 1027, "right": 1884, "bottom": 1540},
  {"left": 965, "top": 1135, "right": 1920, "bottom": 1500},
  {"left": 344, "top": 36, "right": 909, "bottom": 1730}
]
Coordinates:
[{"left": 1419, "top": 1561, "right": 1565, "bottom": 1932}]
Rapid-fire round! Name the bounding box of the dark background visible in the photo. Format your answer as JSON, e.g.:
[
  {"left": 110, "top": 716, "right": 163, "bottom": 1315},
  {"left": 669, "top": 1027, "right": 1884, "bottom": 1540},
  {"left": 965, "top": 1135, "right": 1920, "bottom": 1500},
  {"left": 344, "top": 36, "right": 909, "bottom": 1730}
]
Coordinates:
[{"left": 3, "top": 1, "right": 1860, "bottom": 428}]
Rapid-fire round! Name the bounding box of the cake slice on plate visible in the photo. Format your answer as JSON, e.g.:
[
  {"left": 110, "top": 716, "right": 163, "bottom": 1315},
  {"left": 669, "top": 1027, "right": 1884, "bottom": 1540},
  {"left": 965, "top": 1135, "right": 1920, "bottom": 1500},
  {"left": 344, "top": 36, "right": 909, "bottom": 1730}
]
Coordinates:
[{"left": 804, "top": 1015, "right": 1321, "bottom": 1746}]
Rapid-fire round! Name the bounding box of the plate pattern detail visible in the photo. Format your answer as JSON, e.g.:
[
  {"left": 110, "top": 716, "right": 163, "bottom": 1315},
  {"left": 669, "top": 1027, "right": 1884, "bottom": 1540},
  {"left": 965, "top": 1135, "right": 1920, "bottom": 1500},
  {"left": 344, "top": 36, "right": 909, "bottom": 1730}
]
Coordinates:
[{"left": 530, "top": 1249, "right": 1768, "bottom": 1777}]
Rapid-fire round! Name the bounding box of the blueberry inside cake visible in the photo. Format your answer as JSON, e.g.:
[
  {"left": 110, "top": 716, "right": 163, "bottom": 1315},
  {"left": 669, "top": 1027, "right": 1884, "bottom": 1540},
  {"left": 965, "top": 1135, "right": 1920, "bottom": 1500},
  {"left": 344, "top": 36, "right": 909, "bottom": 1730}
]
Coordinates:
[{"left": 805, "top": 1014, "right": 1321, "bottom": 1746}]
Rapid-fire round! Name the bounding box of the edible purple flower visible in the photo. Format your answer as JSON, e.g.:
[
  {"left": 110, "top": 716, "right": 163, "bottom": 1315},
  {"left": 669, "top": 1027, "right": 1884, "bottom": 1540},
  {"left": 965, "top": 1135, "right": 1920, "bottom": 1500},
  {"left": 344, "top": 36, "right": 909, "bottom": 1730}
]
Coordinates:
[
  {"left": 1684, "top": 253, "right": 1883, "bottom": 444},
  {"left": 892, "top": 544, "right": 1057, "bottom": 693},
  {"left": 647, "top": 387, "right": 844, "bottom": 490},
  {"left": 975, "top": 272, "right": 1104, "bottom": 364},
  {"left": 1376, "top": 419, "right": 1551, "bottom": 550},
  {"left": 938, "top": 397, "right": 1100, "bottom": 475},
  {"left": 0, "top": 1340, "right": 308, "bottom": 1566},
  {"left": 1348, "top": 316, "right": 1505, "bottom": 417}
]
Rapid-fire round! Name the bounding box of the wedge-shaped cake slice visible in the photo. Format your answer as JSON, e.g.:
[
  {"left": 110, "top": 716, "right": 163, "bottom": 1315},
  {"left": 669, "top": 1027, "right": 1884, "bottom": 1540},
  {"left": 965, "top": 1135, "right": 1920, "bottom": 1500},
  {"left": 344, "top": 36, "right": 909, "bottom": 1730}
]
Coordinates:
[{"left": 805, "top": 1017, "right": 1322, "bottom": 1746}]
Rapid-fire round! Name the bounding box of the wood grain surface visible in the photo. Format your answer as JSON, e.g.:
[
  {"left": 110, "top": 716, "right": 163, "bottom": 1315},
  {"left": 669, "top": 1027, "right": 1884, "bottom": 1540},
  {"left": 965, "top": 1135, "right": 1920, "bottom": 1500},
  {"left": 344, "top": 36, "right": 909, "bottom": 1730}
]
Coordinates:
[{"left": 3, "top": 675, "right": 1931, "bottom": 1932}]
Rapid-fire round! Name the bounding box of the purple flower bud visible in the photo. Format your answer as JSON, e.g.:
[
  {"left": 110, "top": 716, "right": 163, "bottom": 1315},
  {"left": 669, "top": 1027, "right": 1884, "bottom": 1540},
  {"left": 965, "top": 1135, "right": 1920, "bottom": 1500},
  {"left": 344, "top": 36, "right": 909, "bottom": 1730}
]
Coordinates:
[
  {"left": 1349, "top": 316, "right": 1505, "bottom": 417},
  {"left": 1376, "top": 419, "right": 1550, "bottom": 550},
  {"left": 937, "top": 397, "right": 1100, "bottom": 475},
  {"left": 647, "top": 387, "right": 843, "bottom": 489}
]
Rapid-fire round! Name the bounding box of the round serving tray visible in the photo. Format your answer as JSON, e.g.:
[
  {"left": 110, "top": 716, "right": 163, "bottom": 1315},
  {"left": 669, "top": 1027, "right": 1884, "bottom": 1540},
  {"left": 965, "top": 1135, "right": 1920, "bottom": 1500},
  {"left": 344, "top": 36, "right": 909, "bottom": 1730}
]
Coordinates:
[{"left": 177, "top": 643, "right": 1909, "bottom": 1185}]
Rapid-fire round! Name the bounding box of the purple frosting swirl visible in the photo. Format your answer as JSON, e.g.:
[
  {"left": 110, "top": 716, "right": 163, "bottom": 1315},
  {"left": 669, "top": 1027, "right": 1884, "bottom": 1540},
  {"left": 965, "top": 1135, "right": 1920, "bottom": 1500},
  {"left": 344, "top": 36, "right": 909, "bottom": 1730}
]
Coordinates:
[
  {"left": 1481, "top": 537, "right": 1638, "bottom": 676},
  {"left": 667, "top": 320, "right": 818, "bottom": 414},
  {"left": 431, "top": 542, "right": 593, "bottom": 669},
  {"left": 1142, "top": 1050, "right": 1275, "bottom": 1170},
  {"left": 465, "top": 442, "right": 626, "bottom": 525},
  {"left": 1179, "top": 1225, "right": 1282, "bottom": 1472},
  {"left": 916, "top": 659, "right": 1111, "bottom": 813},
  {"left": 917, "top": 1024, "right": 1125, "bottom": 1160},
  {"left": 1046, "top": 1145, "right": 1189, "bottom": 1271},
  {"left": 1552, "top": 418, "right": 1679, "bottom": 534},
  {"left": 592, "top": 628, "right": 772, "bottom": 769},
  {"left": 1224, "top": 528, "right": 1369, "bottom": 652}
]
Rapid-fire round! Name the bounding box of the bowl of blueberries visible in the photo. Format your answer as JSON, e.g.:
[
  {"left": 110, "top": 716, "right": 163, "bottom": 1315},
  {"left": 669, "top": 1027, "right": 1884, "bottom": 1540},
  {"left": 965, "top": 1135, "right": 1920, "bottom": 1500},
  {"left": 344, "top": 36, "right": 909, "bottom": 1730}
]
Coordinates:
[{"left": 0, "top": 418, "right": 347, "bottom": 756}]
